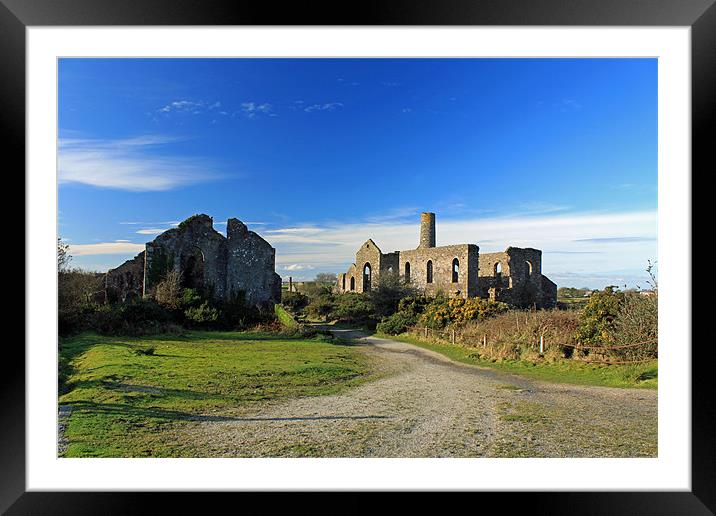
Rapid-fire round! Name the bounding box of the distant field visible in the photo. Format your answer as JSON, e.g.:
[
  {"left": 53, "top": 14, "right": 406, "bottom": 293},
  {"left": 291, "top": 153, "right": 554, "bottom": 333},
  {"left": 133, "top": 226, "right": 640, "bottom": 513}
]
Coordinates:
[
  {"left": 59, "top": 331, "right": 373, "bottom": 457},
  {"left": 556, "top": 297, "right": 590, "bottom": 310}
]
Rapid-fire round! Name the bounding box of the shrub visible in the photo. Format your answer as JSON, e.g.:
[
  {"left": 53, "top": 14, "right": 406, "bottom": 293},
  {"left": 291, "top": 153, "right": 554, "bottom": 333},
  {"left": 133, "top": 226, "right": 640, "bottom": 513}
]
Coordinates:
[
  {"left": 133, "top": 346, "right": 156, "bottom": 356},
  {"left": 397, "top": 294, "right": 432, "bottom": 317},
  {"left": 58, "top": 269, "right": 104, "bottom": 311},
  {"left": 95, "top": 298, "right": 175, "bottom": 336},
  {"left": 377, "top": 311, "right": 418, "bottom": 335},
  {"left": 574, "top": 286, "right": 625, "bottom": 345},
  {"left": 305, "top": 294, "right": 336, "bottom": 321},
  {"left": 184, "top": 301, "right": 221, "bottom": 327},
  {"left": 368, "top": 272, "right": 417, "bottom": 318},
  {"left": 281, "top": 290, "right": 309, "bottom": 312},
  {"left": 420, "top": 297, "right": 509, "bottom": 329},
  {"left": 154, "top": 269, "right": 184, "bottom": 310},
  {"left": 613, "top": 292, "right": 658, "bottom": 359},
  {"left": 329, "top": 294, "right": 376, "bottom": 326}
]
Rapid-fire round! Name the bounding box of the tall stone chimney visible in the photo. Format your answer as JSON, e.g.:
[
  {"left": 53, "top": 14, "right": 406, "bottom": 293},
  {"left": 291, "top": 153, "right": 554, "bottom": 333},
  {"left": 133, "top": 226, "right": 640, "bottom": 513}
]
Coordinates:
[{"left": 418, "top": 212, "right": 436, "bottom": 248}]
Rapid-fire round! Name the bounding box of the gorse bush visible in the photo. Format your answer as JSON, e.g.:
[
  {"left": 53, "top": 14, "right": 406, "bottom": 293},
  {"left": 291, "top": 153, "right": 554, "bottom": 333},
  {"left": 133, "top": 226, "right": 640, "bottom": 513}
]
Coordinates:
[
  {"left": 376, "top": 311, "right": 419, "bottom": 335},
  {"left": 94, "top": 298, "right": 178, "bottom": 336},
  {"left": 574, "top": 286, "right": 625, "bottom": 345},
  {"left": 420, "top": 297, "right": 509, "bottom": 329},
  {"left": 612, "top": 291, "right": 658, "bottom": 359},
  {"left": 184, "top": 301, "right": 221, "bottom": 327},
  {"left": 281, "top": 290, "right": 309, "bottom": 311},
  {"left": 330, "top": 294, "right": 376, "bottom": 327}
]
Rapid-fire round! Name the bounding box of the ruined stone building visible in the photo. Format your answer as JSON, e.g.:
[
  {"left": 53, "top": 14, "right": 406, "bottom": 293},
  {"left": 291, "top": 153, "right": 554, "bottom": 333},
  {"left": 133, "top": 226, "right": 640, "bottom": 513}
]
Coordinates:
[
  {"left": 335, "top": 212, "right": 557, "bottom": 308},
  {"left": 105, "top": 214, "right": 282, "bottom": 307}
]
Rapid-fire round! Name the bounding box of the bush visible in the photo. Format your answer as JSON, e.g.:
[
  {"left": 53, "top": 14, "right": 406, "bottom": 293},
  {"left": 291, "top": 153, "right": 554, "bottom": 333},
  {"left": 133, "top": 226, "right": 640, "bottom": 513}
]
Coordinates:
[
  {"left": 305, "top": 294, "right": 336, "bottom": 321},
  {"left": 281, "top": 290, "right": 309, "bottom": 312},
  {"left": 58, "top": 305, "right": 100, "bottom": 336},
  {"left": 368, "top": 273, "right": 417, "bottom": 318},
  {"left": 377, "top": 311, "right": 419, "bottom": 335},
  {"left": 329, "top": 294, "right": 376, "bottom": 327},
  {"left": 574, "top": 286, "right": 625, "bottom": 345},
  {"left": 420, "top": 297, "right": 509, "bottom": 329},
  {"left": 154, "top": 269, "right": 184, "bottom": 310},
  {"left": 95, "top": 298, "right": 176, "bottom": 336},
  {"left": 613, "top": 292, "right": 658, "bottom": 359},
  {"left": 184, "top": 301, "right": 221, "bottom": 327}
]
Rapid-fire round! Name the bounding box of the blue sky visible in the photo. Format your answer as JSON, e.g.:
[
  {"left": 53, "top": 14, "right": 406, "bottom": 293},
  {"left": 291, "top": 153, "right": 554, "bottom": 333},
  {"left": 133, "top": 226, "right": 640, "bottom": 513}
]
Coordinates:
[{"left": 58, "top": 58, "right": 657, "bottom": 288}]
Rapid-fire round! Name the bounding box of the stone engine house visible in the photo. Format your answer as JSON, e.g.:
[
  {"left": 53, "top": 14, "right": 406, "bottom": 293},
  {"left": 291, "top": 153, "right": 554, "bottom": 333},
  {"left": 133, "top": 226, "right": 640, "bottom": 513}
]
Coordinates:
[
  {"left": 105, "top": 214, "right": 282, "bottom": 307},
  {"left": 335, "top": 212, "right": 557, "bottom": 308}
]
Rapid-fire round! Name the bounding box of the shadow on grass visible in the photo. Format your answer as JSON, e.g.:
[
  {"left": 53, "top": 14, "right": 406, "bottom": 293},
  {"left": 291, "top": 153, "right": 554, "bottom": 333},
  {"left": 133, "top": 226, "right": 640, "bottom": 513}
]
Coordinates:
[
  {"left": 74, "top": 379, "right": 227, "bottom": 402},
  {"left": 67, "top": 400, "right": 391, "bottom": 423}
]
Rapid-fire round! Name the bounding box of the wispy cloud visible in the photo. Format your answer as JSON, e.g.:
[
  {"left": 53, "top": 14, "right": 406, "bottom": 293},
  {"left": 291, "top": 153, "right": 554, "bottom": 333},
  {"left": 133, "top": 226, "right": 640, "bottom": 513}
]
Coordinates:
[
  {"left": 238, "top": 102, "right": 273, "bottom": 119},
  {"left": 68, "top": 241, "right": 145, "bottom": 256},
  {"left": 136, "top": 228, "right": 168, "bottom": 235},
  {"left": 157, "top": 99, "right": 224, "bottom": 115},
  {"left": 282, "top": 264, "right": 315, "bottom": 271},
  {"left": 575, "top": 237, "right": 656, "bottom": 243},
  {"left": 58, "top": 135, "right": 221, "bottom": 191},
  {"left": 304, "top": 102, "right": 343, "bottom": 112}
]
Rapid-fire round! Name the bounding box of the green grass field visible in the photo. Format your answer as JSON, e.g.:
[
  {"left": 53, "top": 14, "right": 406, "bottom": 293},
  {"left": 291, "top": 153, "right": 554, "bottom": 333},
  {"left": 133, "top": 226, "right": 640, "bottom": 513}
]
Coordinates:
[
  {"left": 381, "top": 333, "right": 657, "bottom": 389},
  {"left": 59, "top": 331, "right": 373, "bottom": 457}
]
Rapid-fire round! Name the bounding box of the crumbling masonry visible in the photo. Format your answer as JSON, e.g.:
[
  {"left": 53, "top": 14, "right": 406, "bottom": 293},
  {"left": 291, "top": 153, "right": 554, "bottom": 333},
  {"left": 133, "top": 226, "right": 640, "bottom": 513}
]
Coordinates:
[
  {"left": 335, "top": 212, "right": 557, "bottom": 308},
  {"left": 105, "top": 214, "right": 282, "bottom": 307}
]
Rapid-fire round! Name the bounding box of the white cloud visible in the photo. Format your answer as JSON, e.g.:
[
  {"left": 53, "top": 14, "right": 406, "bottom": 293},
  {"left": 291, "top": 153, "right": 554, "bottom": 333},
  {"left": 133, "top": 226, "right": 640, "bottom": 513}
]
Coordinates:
[
  {"left": 282, "top": 264, "right": 315, "bottom": 271},
  {"left": 68, "top": 242, "right": 145, "bottom": 256},
  {"left": 136, "top": 228, "right": 167, "bottom": 235},
  {"left": 304, "top": 102, "right": 343, "bottom": 112},
  {"left": 58, "top": 136, "right": 221, "bottom": 191},
  {"left": 239, "top": 102, "right": 273, "bottom": 119}
]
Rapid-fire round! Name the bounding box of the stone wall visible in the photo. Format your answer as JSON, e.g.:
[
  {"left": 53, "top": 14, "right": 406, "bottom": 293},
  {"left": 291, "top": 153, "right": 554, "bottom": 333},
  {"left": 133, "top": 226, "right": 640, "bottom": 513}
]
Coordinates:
[
  {"left": 354, "top": 239, "right": 383, "bottom": 293},
  {"left": 105, "top": 251, "right": 145, "bottom": 303},
  {"left": 399, "top": 243, "right": 479, "bottom": 298},
  {"left": 478, "top": 247, "right": 555, "bottom": 308},
  {"left": 225, "top": 218, "right": 282, "bottom": 305},
  {"left": 106, "top": 214, "right": 281, "bottom": 307}
]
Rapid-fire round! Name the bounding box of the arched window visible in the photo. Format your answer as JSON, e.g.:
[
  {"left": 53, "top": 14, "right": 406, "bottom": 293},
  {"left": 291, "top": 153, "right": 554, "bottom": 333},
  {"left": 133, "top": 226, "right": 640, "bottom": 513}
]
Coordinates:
[
  {"left": 426, "top": 260, "right": 433, "bottom": 283},
  {"left": 452, "top": 258, "right": 459, "bottom": 283},
  {"left": 350, "top": 276, "right": 355, "bottom": 291},
  {"left": 342, "top": 275, "right": 346, "bottom": 290},
  {"left": 494, "top": 262, "right": 502, "bottom": 277},
  {"left": 525, "top": 261, "right": 533, "bottom": 278},
  {"left": 363, "top": 263, "right": 372, "bottom": 292},
  {"left": 181, "top": 246, "right": 205, "bottom": 290},
  {"left": 405, "top": 262, "right": 411, "bottom": 282}
]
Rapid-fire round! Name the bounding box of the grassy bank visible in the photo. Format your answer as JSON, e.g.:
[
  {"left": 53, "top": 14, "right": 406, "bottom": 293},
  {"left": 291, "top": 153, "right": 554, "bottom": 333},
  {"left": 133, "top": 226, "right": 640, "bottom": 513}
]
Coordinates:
[
  {"left": 59, "top": 330, "right": 373, "bottom": 457},
  {"left": 380, "top": 333, "right": 657, "bottom": 389},
  {"left": 274, "top": 304, "right": 299, "bottom": 328}
]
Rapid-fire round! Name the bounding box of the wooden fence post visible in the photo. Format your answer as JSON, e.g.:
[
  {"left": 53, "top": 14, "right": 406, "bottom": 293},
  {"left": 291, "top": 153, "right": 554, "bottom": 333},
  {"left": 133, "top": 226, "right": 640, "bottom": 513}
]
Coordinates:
[
  {"left": 483, "top": 335, "right": 487, "bottom": 347},
  {"left": 451, "top": 329, "right": 455, "bottom": 345},
  {"left": 424, "top": 327, "right": 428, "bottom": 338}
]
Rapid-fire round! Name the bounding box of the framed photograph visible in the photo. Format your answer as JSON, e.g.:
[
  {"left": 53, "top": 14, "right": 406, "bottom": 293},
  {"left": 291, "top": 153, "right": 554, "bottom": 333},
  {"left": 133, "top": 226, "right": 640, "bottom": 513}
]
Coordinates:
[{"left": 5, "top": 0, "right": 712, "bottom": 512}]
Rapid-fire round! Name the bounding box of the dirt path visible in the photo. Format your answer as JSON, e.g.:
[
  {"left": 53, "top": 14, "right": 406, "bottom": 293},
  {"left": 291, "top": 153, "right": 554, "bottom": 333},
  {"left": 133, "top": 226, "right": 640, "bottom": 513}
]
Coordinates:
[{"left": 186, "top": 331, "right": 657, "bottom": 457}]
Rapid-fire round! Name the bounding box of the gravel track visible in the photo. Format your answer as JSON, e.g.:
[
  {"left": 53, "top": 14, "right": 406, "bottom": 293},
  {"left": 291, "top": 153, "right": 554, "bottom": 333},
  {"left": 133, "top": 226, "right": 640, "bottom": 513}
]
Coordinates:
[{"left": 186, "top": 330, "right": 657, "bottom": 457}]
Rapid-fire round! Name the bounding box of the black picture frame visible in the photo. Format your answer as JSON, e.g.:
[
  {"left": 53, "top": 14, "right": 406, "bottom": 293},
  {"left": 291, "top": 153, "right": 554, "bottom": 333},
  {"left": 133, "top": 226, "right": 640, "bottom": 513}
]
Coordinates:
[{"left": 3, "top": 0, "right": 711, "bottom": 512}]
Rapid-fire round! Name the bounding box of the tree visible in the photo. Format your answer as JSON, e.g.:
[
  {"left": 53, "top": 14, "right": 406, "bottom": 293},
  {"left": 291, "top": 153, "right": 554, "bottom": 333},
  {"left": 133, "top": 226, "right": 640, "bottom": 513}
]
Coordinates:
[
  {"left": 314, "top": 272, "right": 337, "bottom": 285},
  {"left": 58, "top": 238, "right": 71, "bottom": 271},
  {"left": 153, "top": 269, "right": 184, "bottom": 310},
  {"left": 368, "top": 272, "right": 417, "bottom": 319}
]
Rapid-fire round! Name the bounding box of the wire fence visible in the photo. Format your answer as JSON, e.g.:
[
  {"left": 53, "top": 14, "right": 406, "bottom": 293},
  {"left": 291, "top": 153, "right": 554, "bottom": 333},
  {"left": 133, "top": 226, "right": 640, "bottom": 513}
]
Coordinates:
[{"left": 411, "top": 326, "right": 657, "bottom": 365}]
